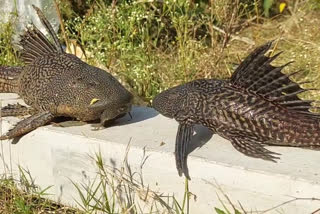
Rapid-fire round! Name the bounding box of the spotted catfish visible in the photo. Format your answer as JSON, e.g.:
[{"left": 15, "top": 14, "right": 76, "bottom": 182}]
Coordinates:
[
  {"left": 153, "top": 41, "right": 320, "bottom": 179},
  {"left": 0, "top": 6, "right": 132, "bottom": 140}
]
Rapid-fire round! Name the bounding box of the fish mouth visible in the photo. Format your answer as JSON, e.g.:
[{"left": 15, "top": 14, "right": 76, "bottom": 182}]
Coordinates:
[
  {"left": 92, "top": 111, "right": 129, "bottom": 130},
  {"left": 100, "top": 112, "right": 128, "bottom": 127},
  {"left": 99, "top": 103, "right": 132, "bottom": 126},
  {"left": 89, "top": 99, "right": 132, "bottom": 125}
]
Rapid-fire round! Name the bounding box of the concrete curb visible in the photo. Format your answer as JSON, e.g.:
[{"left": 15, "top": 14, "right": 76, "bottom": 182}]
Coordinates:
[{"left": 0, "top": 93, "right": 320, "bottom": 213}]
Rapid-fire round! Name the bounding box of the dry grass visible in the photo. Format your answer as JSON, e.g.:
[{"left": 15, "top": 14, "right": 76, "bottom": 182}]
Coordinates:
[
  {"left": 0, "top": 177, "right": 83, "bottom": 214},
  {"left": 0, "top": 145, "right": 194, "bottom": 214},
  {"left": 0, "top": 144, "right": 319, "bottom": 214},
  {"left": 0, "top": 1, "right": 320, "bottom": 213},
  {"left": 57, "top": 0, "right": 320, "bottom": 104},
  {"left": 1, "top": 1, "right": 319, "bottom": 103},
  {"left": 232, "top": 8, "right": 320, "bottom": 101}
]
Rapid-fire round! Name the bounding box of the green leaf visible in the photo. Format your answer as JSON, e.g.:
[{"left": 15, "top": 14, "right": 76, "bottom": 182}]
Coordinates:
[
  {"left": 235, "top": 208, "right": 242, "bottom": 214},
  {"left": 215, "top": 207, "right": 227, "bottom": 214},
  {"left": 263, "top": 0, "right": 274, "bottom": 17}
]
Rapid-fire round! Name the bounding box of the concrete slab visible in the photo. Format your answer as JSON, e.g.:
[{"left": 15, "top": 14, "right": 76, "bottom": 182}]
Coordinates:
[{"left": 0, "top": 93, "right": 320, "bottom": 213}]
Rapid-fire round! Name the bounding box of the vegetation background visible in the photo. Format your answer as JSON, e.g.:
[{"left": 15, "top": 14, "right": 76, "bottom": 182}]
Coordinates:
[
  {"left": 1, "top": 0, "right": 320, "bottom": 106},
  {"left": 0, "top": 0, "right": 320, "bottom": 213}
]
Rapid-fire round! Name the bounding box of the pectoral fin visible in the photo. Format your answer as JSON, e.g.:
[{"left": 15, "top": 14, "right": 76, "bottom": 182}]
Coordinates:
[
  {"left": 0, "top": 111, "right": 54, "bottom": 140},
  {"left": 230, "top": 138, "right": 281, "bottom": 162},
  {"left": 175, "top": 123, "right": 194, "bottom": 179}
]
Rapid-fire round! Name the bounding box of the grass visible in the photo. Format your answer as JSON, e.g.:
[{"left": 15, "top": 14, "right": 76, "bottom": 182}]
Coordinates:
[
  {"left": 0, "top": 146, "right": 209, "bottom": 214},
  {"left": 0, "top": 138, "right": 248, "bottom": 214},
  {"left": 0, "top": 0, "right": 320, "bottom": 213},
  {"left": 1, "top": 0, "right": 320, "bottom": 104},
  {"left": 1, "top": 143, "right": 320, "bottom": 214},
  {"left": 57, "top": 0, "right": 320, "bottom": 104},
  {"left": 0, "top": 7, "right": 21, "bottom": 67},
  {"left": 69, "top": 144, "right": 195, "bottom": 214},
  {"left": 0, "top": 174, "right": 83, "bottom": 214}
]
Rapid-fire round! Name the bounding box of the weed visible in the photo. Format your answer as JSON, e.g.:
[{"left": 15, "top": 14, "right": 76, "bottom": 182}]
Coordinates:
[
  {"left": 0, "top": 9, "right": 20, "bottom": 66},
  {"left": 0, "top": 170, "right": 83, "bottom": 214}
]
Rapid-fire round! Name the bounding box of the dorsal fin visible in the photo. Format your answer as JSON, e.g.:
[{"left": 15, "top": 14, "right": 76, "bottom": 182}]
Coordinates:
[
  {"left": 231, "top": 41, "right": 319, "bottom": 116},
  {"left": 19, "top": 5, "right": 63, "bottom": 64},
  {"left": 20, "top": 26, "right": 59, "bottom": 64},
  {"left": 32, "top": 5, "right": 63, "bottom": 53}
]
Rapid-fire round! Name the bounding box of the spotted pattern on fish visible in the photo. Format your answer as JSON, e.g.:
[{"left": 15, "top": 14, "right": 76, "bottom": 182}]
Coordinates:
[
  {"left": 153, "top": 41, "right": 320, "bottom": 179},
  {"left": 0, "top": 6, "right": 132, "bottom": 140}
]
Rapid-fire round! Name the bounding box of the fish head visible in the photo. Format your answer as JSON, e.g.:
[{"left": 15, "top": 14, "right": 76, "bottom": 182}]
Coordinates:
[
  {"left": 153, "top": 83, "right": 193, "bottom": 122},
  {"left": 89, "top": 94, "right": 133, "bottom": 125},
  {"left": 153, "top": 79, "right": 224, "bottom": 122},
  {"left": 69, "top": 64, "right": 133, "bottom": 123}
]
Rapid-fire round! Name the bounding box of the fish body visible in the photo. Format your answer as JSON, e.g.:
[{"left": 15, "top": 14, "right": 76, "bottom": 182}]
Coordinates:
[
  {"left": 190, "top": 79, "right": 320, "bottom": 147},
  {"left": 153, "top": 42, "right": 320, "bottom": 179},
  {"left": 18, "top": 52, "right": 131, "bottom": 122},
  {"left": 0, "top": 6, "right": 132, "bottom": 140}
]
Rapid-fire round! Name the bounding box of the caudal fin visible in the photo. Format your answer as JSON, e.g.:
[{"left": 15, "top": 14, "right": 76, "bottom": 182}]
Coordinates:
[{"left": 0, "top": 66, "right": 21, "bottom": 93}]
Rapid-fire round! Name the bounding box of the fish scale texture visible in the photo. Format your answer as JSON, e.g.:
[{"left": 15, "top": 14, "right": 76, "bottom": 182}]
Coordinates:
[
  {"left": 19, "top": 53, "right": 131, "bottom": 121},
  {"left": 0, "top": 6, "right": 132, "bottom": 139},
  {"left": 153, "top": 41, "right": 320, "bottom": 179},
  {"left": 198, "top": 83, "right": 320, "bottom": 146},
  {"left": 0, "top": 66, "right": 21, "bottom": 93}
]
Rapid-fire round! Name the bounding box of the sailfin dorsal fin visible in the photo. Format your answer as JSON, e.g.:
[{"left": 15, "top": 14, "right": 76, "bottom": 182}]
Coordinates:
[
  {"left": 32, "top": 5, "right": 63, "bottom": 53},
  {"left": 20, "top": 5, "right": 63, "bottom": 64},
  {"left": 230, "top": 41, "right": 318, "bottom": 116},
  {"left": 20, "top": 26, "right": 59, "bottom": 64},
  {"left": 231, "top": 41, "right": 274, "bottom": 86}
]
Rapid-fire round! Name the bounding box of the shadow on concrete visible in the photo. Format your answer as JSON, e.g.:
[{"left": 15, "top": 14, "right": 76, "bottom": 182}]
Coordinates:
[
  {"left": 52, "top": 117, "right": 88, "bottom": 128},
  {"left": 188, "top": 125, "right": 214, "bottom": 154},
  {"left": 105, "top": 106, "right": 159, "bottom": 127},
  {"left": 183, "top": 124, "right": 214, "bottom": 179},
  {"left": 11, "top": 107, "right": 159, "bottom": 143},
  {"left": 51, "top": 107, "right": 159, "bottom": 129}
]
